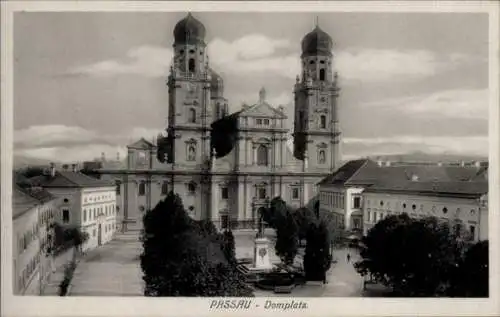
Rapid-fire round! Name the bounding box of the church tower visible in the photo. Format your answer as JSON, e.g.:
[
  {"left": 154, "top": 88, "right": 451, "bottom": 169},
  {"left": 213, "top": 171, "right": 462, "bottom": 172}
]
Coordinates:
[
  {"left": 166, "top": 13, "right": 216, "bottom": 167},
  {"left": 293, "top": 21, "right": 341, "bottom": 173}
]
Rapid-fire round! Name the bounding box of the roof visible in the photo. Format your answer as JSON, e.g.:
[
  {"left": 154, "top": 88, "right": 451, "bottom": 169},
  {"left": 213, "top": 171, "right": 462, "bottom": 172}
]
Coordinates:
[
  {"left": 364, "top": 181, "right": 488, "bottom": 197},
  {"left": 317, "top": 159, "right": 375, "bottom": 186},
  {"left": 41, "top": 171, "right": 114, "bottom": 188},
  {"left": 22, "top": 187, "right": 56, "bottom": 203},
  {"left": 13, "top": 187, "right": 39, "bottom": 219},
  {"left": 237, "top": 101, "right": 287, "bottom": 119}
]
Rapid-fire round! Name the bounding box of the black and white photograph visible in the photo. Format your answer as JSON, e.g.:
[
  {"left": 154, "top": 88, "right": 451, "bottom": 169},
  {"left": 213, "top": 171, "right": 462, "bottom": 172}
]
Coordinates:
[{"left": 1, "top": 1, "right": 499, "bottom": 317}]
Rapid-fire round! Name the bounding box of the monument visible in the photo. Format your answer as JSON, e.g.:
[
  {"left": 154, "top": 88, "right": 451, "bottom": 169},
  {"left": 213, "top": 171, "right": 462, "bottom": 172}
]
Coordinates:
[{"left": 252, "top": 214, "right": 272, "bottom": 271}]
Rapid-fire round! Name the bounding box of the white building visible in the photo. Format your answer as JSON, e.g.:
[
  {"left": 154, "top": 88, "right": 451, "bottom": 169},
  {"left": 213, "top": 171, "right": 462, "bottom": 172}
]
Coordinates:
[
  {"left": 12, "top": 186, "right": 59, "bottom": 295},
  {"left": 38, "top": 164, "right": 117, "bottom": 252},
  {"left": 318, "top": 159, "right": 489, "bottom": 239},
  {"left": 362, "top": 181, "right": 489, "bottom": 242}
]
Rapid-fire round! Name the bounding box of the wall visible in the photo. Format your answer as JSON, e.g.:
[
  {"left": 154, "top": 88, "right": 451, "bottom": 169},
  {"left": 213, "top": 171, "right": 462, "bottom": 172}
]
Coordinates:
[{"left": 362, "top": 192, "right": 484, "bottom": 241}]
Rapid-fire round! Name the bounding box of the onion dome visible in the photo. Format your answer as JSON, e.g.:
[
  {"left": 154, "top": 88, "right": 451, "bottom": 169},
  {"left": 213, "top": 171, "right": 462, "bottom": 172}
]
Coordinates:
[
  {"left": 173, "top": 13, "right": 206, "bottom": 45},
  {"left": 301, "top": 25, "right": 333, "bottom": 57}
]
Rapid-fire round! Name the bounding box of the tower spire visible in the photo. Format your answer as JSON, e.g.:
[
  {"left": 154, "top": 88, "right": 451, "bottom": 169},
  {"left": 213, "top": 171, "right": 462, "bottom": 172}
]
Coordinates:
[{"left": 315, "top": 16, "right": 319, "bottom": 28}]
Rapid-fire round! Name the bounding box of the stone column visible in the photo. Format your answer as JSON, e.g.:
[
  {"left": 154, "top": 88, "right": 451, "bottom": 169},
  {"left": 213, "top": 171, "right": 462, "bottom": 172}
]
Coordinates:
[
  {"left": 253, "top": 144, "right": 257, "bottom": 165},
  {"left": 237, "top": 180, "right": 245, "bottom": 223},
  {"left": 211, "top": 180, "right": 219, "bottom": 224}
]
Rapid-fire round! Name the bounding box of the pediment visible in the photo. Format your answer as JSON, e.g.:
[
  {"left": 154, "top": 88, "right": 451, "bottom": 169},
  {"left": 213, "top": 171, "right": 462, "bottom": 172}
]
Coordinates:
[
  {"left": 239, "top": 102, "right": 286, "bottom": 119},
  {"left": 127, "top": 138, "right": 154, "bottom": 150}
]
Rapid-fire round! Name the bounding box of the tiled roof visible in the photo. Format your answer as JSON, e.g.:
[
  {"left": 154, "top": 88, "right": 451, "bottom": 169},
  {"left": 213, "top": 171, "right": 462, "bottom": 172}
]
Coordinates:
[
  {"left": 22, "top": 187, "right": 56, "bottom": 203},
  {"left": 42, "top": 171, "right": 114, "bottom": 188},
  {"left": 13, "top": 187, "right": 39, "bottom": 219},
  {"left": 317, "top": 159, "right": 373, "bottom": 186},
  {"left": 364, "top": 180, "right": 488, "bottom": 197}
]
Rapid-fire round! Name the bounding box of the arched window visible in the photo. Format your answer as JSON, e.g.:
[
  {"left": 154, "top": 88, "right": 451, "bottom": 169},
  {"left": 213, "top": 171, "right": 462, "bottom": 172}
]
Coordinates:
[
  {"left": 257, "top": 144, "right": 268, "bottom": 166},
  {"left": 188, "top": 182, "right": 196, "bottom": 194},
  {"left": 319, "top": 68, "right": 325, "bottom": 81},
  {"left": 161, "top": 181, "right": 168, "bottom": 195},
  {"left": 188, "top": 108, "right": 196, "bottom": 123},
  {"left": 115, "top": 180, "right": 121, "bottom": 195},
  {"left": 320, "top": 115, "right": 326, "bottom": 129},
  {"left": 318, "top": 150, "right": 326, "bottom": 164},
  {"left": 187, "top": 145, "right": 196, "bottom": 161},
  {"left": 188, "top": 58, "right": 195, "bottom": 72},
  {"left": 138, "top": 181, "right": 146, "bottom": 196}
]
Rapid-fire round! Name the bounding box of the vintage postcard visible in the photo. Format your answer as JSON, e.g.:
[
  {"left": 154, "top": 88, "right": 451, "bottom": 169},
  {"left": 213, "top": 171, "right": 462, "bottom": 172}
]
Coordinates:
[{"left": 1, "top": 1, "right": 499, "bottom": 317}]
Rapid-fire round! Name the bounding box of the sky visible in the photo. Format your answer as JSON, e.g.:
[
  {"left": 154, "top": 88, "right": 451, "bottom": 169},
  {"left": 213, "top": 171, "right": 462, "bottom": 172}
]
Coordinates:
[{"left": 13, "top": 11, "right": 489, "bottom": 163}]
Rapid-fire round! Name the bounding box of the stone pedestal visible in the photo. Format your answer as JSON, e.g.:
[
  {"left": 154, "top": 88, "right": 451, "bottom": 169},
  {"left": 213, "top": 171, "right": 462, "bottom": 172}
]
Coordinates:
[{"left": 253, "top": 237, "right": 272, "bottom": 270}]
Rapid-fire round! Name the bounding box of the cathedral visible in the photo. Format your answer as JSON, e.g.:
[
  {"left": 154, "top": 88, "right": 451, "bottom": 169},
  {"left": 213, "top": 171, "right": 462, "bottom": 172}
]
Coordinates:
[{"left": 97, "top": 13, "right": 341, "bottom": 230}]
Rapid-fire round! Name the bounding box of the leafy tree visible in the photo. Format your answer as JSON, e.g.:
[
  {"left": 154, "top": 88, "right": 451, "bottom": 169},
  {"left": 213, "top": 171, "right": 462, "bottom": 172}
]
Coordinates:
[
  {"left": 354, "top": 214, "right": 463, "bottom": 296},
  {"left": 221, "top": 230, "right": 236, "bottom": 264},
  {"left": 275, "top": 212, "right": 299, "bottom": 265},
  {"left": 292, "top": 207, "right": 316, "bottom": 241},
  {"left": 303, "top": 222, "right": 332, "bottom": 281},
  {"left": 449, "top": 240, "right": 489, "bottom": 297},
  {"left": 19, "top": 166, "right": 46, "bottom": 178},
  {"left": 140, "top": 191, "right": 252, "bottom": 296},
  {"left": 260, "top": 196, "right": 288, "bottom": 229}
]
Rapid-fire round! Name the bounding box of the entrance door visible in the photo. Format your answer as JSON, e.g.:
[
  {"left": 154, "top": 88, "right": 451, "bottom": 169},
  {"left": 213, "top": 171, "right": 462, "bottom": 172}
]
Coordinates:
[{"left": 97, "top": 224, "right": 102, "bottom": 246}]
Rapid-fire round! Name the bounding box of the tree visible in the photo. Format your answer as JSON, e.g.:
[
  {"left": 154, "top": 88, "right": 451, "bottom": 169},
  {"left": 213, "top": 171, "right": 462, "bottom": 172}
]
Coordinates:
[
  {"left": 354, "top": 214, "right": 463, "bottom": 296},
  {"left": 140, "top": 191, "right": 253, "bottom": 296},
  {"left": 19, "top": 166, "right": 46, "bottom": 178},
  {"left": 449, "top": 240, "right": 489, "bottom": 297},
  {"left": 275, "top": 211, "right": 299, "bottom": 265},
  {"left": 261, "top": 196, "right": 288, "bottom": 229},
  {"left": 292, "top": 207, "right": 316, "bottom": 241},
  {"left": 303, "top": 222, "right": 331, "bottom": 282},
  {"left": 221, "top": 230, "right": 236, "bottom": 264}
]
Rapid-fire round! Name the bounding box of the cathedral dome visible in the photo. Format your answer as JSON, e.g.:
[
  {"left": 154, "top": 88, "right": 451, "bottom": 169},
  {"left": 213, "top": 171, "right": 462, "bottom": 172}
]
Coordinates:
[
  {"left": 301, "top": 26, "right": 333, "bottom": 57},
  {"left": 173, "top": 13, "right": 206, "bottom": 45}
]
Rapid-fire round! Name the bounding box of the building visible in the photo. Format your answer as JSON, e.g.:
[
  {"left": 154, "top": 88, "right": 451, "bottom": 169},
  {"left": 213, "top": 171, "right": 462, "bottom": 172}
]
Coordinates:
[
  {"left": 12, "top": 186, "right": 59, "bottom": 295},
  {"left": 35, "top": 164, "right": 117, "bottom": 251},
  {"left": 97, "top": 13, "right": 342, "bottom": 230},
  {"left": 318, "top": 159, "right": 489, "bottom": 239},
  {"left": 362, "top": 181, "right": 488, "bottom": 242}
]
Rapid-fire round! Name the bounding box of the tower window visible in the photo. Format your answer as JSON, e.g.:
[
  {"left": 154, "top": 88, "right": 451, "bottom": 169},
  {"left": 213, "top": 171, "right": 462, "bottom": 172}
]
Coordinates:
[
  {"left": 188, "top": 108, "right": 196, "bottom": 123},
  {"left": 292, "top": 188, "right": 299, "bottom": 200},
  {"left": 320, "top": 60, "right": 325, "bottom": 64},
  {"left": 257, "top": 145, "right": 269, "bottom": 166},
  {"left": 319, "top": 69, "right": 326, "bottom": 81},
  {"left": 318, "top": 150, "right": 326, "bottom": 164},
  {"left": 138, "top": 181, "right": 146, "bottom": 196},
  {"left": 115, "top": 180, "right": 121, "bottom": 195},
  {"left": 258, "top": 187, "right": 267, "bottom": 199},
  {"left": 188, "top": 182, "right": 196, "bottom": 194},
  {"left": 187, "top": 145, "right": 196, "bottom": 161},
  {"left": 221, "top": 187, "right": 229, "bottom": 200},
  {"left": 309, "top": 60, "right": 315, "bottom": 65},
  {"left": 188, "top": 58, "right": 195, "bottom": 72},
  {"left": 62, "top": 209, "right": 70, "bottom": 223},
  {"left": 179, "top": 49, "right": 184, "bottom": 55},
  {"left": 189, "top": 49, "right": 195, "bottom": 54},
  {"left": 320, "top": 115, "right": 326, "bottom": 128}
]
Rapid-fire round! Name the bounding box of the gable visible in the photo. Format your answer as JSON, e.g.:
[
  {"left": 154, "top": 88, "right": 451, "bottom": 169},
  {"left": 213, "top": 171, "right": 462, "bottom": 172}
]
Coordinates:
[
  {"left": 239, "top": 102, "right": 286, "bottom": 119},
  {"left": 127, "top": 138, "right": 154, "bottom": 150}
]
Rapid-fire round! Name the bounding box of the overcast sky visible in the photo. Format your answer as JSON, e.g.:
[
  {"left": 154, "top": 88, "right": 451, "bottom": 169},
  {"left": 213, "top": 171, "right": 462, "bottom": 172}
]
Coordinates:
[{"left": 13, "top": 11, "right": 489, "bottom": 162}]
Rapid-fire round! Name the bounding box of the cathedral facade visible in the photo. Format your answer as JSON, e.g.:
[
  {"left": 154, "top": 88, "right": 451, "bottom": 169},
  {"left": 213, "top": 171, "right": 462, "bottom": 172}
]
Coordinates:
[{"left": 97, "top": 13, "right": 341, "bottom": 230}]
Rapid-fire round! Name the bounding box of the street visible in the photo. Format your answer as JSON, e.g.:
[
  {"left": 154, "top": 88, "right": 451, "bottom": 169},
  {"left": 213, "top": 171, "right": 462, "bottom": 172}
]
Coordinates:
[{"left": 69, "top": 230, "right": 366, "bottom": 297}]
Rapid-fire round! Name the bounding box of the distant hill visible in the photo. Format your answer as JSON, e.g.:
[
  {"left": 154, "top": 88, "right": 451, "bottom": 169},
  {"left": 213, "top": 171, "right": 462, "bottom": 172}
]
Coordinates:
[{"left": 368, "top": 151, "right": 488, "bottom": 163}]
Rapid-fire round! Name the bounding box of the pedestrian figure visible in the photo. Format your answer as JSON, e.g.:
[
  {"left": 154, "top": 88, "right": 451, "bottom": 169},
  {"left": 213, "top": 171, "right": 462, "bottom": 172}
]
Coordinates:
[{"left": 347, "top": 253, "right": 351, "bottom": 263}]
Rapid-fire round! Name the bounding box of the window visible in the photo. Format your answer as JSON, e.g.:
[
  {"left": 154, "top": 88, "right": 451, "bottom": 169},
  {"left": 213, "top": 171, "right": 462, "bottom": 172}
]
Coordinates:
[
  {"left": 374, "top": 212, "right": 378, "bottom": 222},
  {"left": 402, "top": 203, "right": 407, "bottom": 209},
  {"left": 63, "top": 198, "right": 69, "bottom": 203},
  {"left": 292, "top": 188, "right": 299, "bottom": 200},
  {"left": 115, "top": 181, "right": 121, "bottom": 195},
  {"left": 188, "top": 182, "right": 196, "bottom": 194},
  {"left": 256, "top": 118, "right": 262, "bottom": 125},
  {"left": 257, "top": 145, "right": 268, "bottom": 166},
  {"left": 380, "top": 201, "right": 384, "bottom": 207},
  {"left": 263, "top": 119, "right": 270, "bottom": 125},
  {"left": 188, "top": 58, "right": 195, "bottom": 72},
  {"left": 187, "top": 145, "right": 196, "bottom": 161},
  {"left": 116, "top": 206, "right": 120, "bottom": 214},
  {"left": 161, "top": 181, "right": 169, "bottom": 195},
  {"left": 83, "top": 209, "right": 87, "bottom": 222},
  {"left": 353, "top": 196, "right": 361, "bottom": 209},
  {"left": 189, "top": 49, "right": 195, "bottom": 54},
  {"left": 319, "top": 68, "right": 325, "bottom": 81},
  {"left": 470, "top": 209, "right": 476, "bottom": 215},
  {"left": 309, "top": 60, "right": 315, "bottom": 65},
  {"left": 221, "top": 187, "right": 229, "bottom": 200},
  {"left": 412, "top": 204, "right": 416, "bottom": 211},
  {"left": 443, "top": 207, "right": 448, "bottom": 214},
  {"left": 320, "top": 115, "right": 326, "bottom": 128},
  {"left": 188, "top": 108, "right": 196, "bottom": 123},
  {"left": 62, "top": 209, "right": 69, "bottom": 223},
  {"left": 469, "top": 225, "right": 476, "bottom": 238},
  {"left": 138, "top": 181, "right": 146, "bottom": 196},
  {"left": 258, "top": 187, "right": 267, "bottom": 199},
  {"left": 318, "top": 150, "right": 326, "bottom": 164}
]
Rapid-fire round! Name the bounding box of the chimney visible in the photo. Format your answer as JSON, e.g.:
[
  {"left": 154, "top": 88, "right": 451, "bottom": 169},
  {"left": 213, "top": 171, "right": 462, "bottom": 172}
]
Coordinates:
[
  {"left": 49, "top": 162, "right": 56, "bottom": 177},
  {"left": 385, "top": 160, "right": 391, "bottom": 167},
  {"left": 460, "top": 161, "right": 465, "bottom": 167},
  {"left": 71, "top": 163, "right": 77, "bottom": 172},
  {"left": 376, "top": 157, "right": 383, "bottom": 167},
  {"left": 101, "top": 152, "right": 106, "bottom": 162},
  {"left": 259, "top": 87, "right": 266, "bottom": 103},
  {"left": 278, "top": 105, "right": 284, "bottom": 113},
  {"left": 474, "top": 161, "right": 481, "bottom": 168}
]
